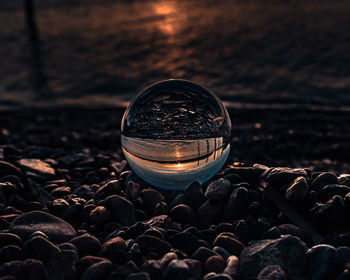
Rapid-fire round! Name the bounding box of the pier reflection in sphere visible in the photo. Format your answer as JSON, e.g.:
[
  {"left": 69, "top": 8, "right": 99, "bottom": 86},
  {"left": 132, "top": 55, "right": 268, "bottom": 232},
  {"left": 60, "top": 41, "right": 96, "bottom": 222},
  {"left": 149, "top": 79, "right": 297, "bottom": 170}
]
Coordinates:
[{"left": 121, "top": 80, "right": 231, "bottom": 190}]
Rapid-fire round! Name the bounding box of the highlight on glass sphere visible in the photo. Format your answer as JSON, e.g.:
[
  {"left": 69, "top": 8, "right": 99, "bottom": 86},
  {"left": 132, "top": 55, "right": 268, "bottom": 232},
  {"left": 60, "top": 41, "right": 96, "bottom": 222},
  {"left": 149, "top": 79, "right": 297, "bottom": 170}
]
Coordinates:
[{"left": 121, "top": 79, "right": 231, "bottom": 190}]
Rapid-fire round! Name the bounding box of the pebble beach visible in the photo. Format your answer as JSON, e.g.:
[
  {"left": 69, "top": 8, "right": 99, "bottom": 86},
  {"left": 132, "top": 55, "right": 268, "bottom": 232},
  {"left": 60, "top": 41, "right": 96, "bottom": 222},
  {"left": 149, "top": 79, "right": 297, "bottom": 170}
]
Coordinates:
[{"left": 0, "top": 107, "right": 349, "bottom": 280}]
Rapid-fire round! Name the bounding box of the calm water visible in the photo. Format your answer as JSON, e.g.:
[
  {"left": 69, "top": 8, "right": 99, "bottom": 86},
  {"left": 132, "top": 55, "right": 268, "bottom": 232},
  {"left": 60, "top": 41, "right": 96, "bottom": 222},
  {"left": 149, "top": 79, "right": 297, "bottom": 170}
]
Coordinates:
[
  {"left": 122, "top": 136, "right": 230, "bottom": 189},
  {"left": 0, "top": 0, "right": 350, "bottom": 108}
]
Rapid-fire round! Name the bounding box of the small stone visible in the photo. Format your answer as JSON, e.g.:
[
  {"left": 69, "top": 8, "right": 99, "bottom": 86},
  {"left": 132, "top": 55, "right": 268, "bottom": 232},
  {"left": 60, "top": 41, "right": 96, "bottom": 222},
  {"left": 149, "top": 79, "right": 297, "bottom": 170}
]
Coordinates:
[
  {"left": 47, "top": 250, "right": 78, "bottom": 280},
  {"left": 305, "top": 244, "right": 337, "bottom": 280},
  {"left": 213, "top": 246, "right": 231, "bottom": 260},
  {"left": 90, "top": 206, "right": 112, "bottom": 225},
  {"left": 18, "top": 159, "right": 55, "bottom": 179},
  {"left": 277, "top": 224, "right": 307, "bottom": 242},
  {"left": 184, "top": 182, "right": 205, "bottom": 209},
  {"left": 159, "top": 252, "right": 178, "bottom": 269},
  {"left": 77, "top": 256, "right": 109, "bottom": 276},
  {"left": 94, "top": 180, "right": 121, "bottom": 200},
  {"left": 100, "top": 237, "right": 126, "bottom": 254},
  {"left": 213, "top": 232, "right": 245, "bottom": 256},
  {"left": 311, "top": 172, "right": 339, "bottom": 191},
  {"left": 183, "top": 259, "right": 202, "bottom": 280},
  {"left": 168, "top": 231, "right": 199, "bottom": 255},
  {"left": 104, "top": 195, "right": 136, "bottom": 226},
  {"left": 203, "top": 273, "right": 233, "bottom": 280},
  {"left": 223, "top": 255, "right": 239, "bottom": 278},
  {"left": 198, "top": 200, "right": 222, "bottom": 228},
  {"left": 141, "top": 189, "right": 165, "bottom": 212},
  {"left": 0, "top": 245, "right": 23, "bottom": 263},
  {"left": 145, "top": 215, "right": 172, "bottom": 229},
  {"left": 17, "top": 259, "right": 48, "bottom": 280},
  {"left": 320, "top": 184, "right": 350, "bottom": 201},
  {"left": 285, "top": 176, "right": 309, "bottom": 203},
  {"left": 0, "top": 233, "right": 22, "bottom": 248},
  {"left": 136, "top": 235, "right": 171, "bottom": 256},
  {"left": 337, "top": 246, "right": 350, "bottom": 270},
  {"left": 125, "top": 181, "right": 142, "bottom": 201},
  {"left": 205, "top": 179, "right": 231, "bottom": 201},
  {"left": 9, "top": 211, "right": 77, "bottom": 243},
  {"left": 339, "top": 174, "right": 350, "bottom": 186},
  {"left": 311, "top": 195, "right": 345, "bottom": 229},
  {"left": 51, "top": 186, "right": 71, "bottom": 197},
  {"left": 69, "top": 233, "right": 101, "bottom": 257},
  {"left": 257, "top": 265, "right": 287, "bottom": 280},
  {"left": 192, "top": 247, "right": 219, "bottom": 263},
  {"left": 81, "top": 260, "right": 112, "bottom": 280},
  {"left": 265, "top": 168, "right": 307, "bottom": 187},
  {"left": 127, "top": 272, "right": 150, "bottom": 280},
  {"left": 0, "top": 161, "right": 24, "bottom": 180},
  {"left": 140, "top": 260, "right": 162, "bottom": 279},
  {"left": 24, "top": 236, "right": 60, "bottom": 263},
  {"left": 240, "top": 235, "right": 307, "bottom": 279},
  {"left": 170, "top": 204, "right": 196, "bottom": 225},
  {"left": 205, "top": 255, "right": 226, "bottom": 273},
  {"left": 164, "top": 260, "right": 190, "bottom": 280},
  {"left": 223, "top": 187, "right": 249, "bottom": 220}
]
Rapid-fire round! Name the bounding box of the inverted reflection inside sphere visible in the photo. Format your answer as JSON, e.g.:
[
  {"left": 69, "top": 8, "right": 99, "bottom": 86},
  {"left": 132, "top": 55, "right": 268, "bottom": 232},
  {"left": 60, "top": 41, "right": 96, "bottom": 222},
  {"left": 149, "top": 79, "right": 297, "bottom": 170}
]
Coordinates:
[{"left": 121, "top": 80, "right": 231, "bottom": 190}]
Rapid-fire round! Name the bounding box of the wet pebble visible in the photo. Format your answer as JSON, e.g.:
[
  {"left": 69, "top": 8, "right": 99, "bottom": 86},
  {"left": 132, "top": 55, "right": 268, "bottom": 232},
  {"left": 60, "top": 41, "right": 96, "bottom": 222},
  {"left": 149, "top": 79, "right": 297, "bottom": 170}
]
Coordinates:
[{"left": 205, "top": 179, "right": 231, "bottom": 201}]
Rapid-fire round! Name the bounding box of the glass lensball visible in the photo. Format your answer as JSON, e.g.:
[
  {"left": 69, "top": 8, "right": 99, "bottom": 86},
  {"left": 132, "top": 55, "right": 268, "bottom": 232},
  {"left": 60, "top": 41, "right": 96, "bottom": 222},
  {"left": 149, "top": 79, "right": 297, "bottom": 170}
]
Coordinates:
[{"left": 121, "top": 79, "right": 231, "bottom": 190}]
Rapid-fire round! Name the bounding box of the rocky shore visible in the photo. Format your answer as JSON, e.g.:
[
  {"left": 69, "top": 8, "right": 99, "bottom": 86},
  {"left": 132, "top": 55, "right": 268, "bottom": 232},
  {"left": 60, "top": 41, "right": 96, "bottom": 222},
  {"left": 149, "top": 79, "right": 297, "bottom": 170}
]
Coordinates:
[{"left": 0, "top": 107, "right": 350, "bottom": 280}]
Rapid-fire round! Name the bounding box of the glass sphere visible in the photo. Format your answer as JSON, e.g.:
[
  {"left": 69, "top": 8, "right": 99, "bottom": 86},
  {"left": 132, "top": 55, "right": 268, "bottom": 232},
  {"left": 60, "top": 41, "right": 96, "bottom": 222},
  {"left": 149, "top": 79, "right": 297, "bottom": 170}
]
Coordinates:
[{"left": 121, "top": 79, "right": 231, "bottom": 190}]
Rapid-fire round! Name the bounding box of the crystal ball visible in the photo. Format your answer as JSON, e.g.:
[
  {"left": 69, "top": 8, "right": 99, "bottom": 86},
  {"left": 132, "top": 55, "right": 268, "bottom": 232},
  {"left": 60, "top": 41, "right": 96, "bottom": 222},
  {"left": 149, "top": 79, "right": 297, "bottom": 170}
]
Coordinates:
[{"left": 121, "top": 79, "right": 231, "bottom": 190}]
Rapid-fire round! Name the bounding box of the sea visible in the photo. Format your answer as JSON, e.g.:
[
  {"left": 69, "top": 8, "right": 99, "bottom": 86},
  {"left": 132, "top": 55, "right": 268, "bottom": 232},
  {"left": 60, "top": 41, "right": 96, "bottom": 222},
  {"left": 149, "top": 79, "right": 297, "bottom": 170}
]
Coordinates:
[{"left": 0, "top": 0, "right": 349, "bottom": 109}]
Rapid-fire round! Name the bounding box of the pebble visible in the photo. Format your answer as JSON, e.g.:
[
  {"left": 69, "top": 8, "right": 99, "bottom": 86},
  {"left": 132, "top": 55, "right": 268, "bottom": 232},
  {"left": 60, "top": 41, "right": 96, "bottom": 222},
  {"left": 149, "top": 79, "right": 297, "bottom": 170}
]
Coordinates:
[
  {"left": 257, "top": 265, "right": 287, "bottom": 280},
  {"left": 213, "top": 246, "right": 231, "bottom": 260},
  {"left": 141, "top": 189, "right": 165, "bottom": 212},
  {"left": 18, "top": 259, "right": 48, "bottom": 280},
  {"left": 184, "top": 182, "right": 205, "bottom": 209},
  {"left": 0, "top": 161, "right": 24, "bottom": 180},
  {"left": 320, "top": 184, "right": 350, "bottom": 201},
  {"left": 277, "top": 224, "right": 307, "bottom": 242},
  {"left": 192, "top": 247, "right": 220, "bottom": 263},
  {"left": 198, "top": 200, "right": 222, "bottom": 228},
  {"left": 81, "top": 260, "right": 112, "bottom": 280},
  {"left": 265, "top": 167, "right": 307, "bottom": 187},
  {"left": 305, "top": 244, "right": 337, "bottom": 280},
  {"left": 205, "top": 179, "right": 231, "bottom": 201},
  {"left": 0, "top": 245, "right": 23, "bottom": 263},
  {"left": 0, "top": 233, "right": 22, "bottom": 248},
  {"left": 183, "top": 259, "right": 202, "bottom": 280},
  {"left": 311, "top": 172, "right": 339, "bottom": 191},
  {"left": 9, "top": 211, "right": 77, "bottom": 243},
  {"left": 223, "top": 187, "right": 249, "bottom": 220},
  {"left": 170, "top": 204, "right": 196, "bottom": 225},
  {"left": 223, "top": 255, "right": 239, "bottom": 278},
  {"left": 69, "top": 233, "right": 101, "bottom": 257},
  {"left": 136, "top": 235, "right": 171, "bottom": 256},
  {"left": 204, "top": 273, "right": 233, "bottom": 280},
  {"left": 18, "top": 159, "right": 55, "bottom": 179},
  {"left": 169, "top": 231, "right": 200, "bottom": 255},
  {"left": 77, "top": 256, "right": 109, "bottom": 276},
  {"left": 163, "top": 260, "right": 190, "bottom": 280},
  {"left": 311, "top": 195, "right": 345, "bottom": 228},
  {"left": 285, "top": 176, "right": 309, "bottom": 202},
  {"left": 240, "top": 235, "right": 307, "bottom": 279},
  {"left": 213, "top": 232, "right": 245, "bottom": 256},
  {"left": 24, "top": 236, "right": 60, "bottom": 263},
  {"left": 46, "top": 250, "right": 78, "bottom": 280},
  {"left": 90, "top": 206, "right": 112, "bottom": 225},
  {"left": 104, "top": 195, "right": 136, "bottom": 226},
  {"left": 205, "top": 255, "right": 226, "bottom": 273},
  {"left": 127, "top": 272, "right": 150, "bottom": 280}
]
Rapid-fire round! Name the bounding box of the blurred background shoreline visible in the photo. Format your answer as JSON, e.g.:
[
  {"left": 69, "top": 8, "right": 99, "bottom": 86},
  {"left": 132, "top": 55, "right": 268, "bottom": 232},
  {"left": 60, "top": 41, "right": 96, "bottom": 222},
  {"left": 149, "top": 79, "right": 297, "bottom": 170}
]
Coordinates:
[{"left": 1, "top": 0, "right": 349, "bottom": 110}]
